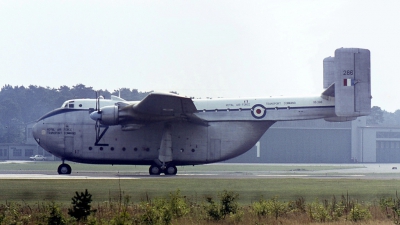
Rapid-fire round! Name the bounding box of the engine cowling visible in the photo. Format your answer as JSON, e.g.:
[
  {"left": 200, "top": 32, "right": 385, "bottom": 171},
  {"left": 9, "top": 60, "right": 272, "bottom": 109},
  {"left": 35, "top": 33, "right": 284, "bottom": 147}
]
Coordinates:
[{"left": 99, "top": 105, "right": 119, "bottom": 125}]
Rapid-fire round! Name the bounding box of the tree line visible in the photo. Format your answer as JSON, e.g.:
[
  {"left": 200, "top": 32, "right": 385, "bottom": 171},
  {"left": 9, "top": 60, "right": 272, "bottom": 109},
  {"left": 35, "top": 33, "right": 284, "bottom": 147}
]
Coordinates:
[
  {"left": 0, "top": 83, "right": 396, "bottom": 144},
  {"left": 366, "top": 106, "right": 400, "bottom": 126},
  {"left": 0, "top": 84, "right": 154, "bottom": 143}
]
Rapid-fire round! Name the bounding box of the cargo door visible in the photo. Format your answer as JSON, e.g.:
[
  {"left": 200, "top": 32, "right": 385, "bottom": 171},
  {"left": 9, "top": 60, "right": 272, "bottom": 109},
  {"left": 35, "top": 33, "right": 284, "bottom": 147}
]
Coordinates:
[
  {"left": 64, "top": 124, "right": 80, "bottom": 157},
  {"left": 64, "top": 136, "right": 74, "bottom": 156}
]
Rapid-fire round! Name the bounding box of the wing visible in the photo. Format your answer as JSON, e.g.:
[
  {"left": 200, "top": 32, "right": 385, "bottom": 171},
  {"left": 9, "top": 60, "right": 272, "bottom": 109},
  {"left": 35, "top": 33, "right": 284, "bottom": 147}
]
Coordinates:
[
  {"left": 116, "top": 92, "right": 206, "bottom": 128},
  {"left": 133, "top": 92, "right": 197, "bottom": 116}
]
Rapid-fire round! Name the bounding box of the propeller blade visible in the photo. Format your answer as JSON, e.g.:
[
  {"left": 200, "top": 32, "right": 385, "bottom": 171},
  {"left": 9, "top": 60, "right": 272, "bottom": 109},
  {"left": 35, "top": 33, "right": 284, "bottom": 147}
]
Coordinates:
[
  {"left": 95, "top": 91, "right": 98, "bottom": 111},
  {"left": 93, "top": 90, "right": 102, "bottom": 144},
  {"left": 97, "top": 91, "right": 101, "bottom": 112},
  {"left": 95, "top": 119, "right": 100, "bottom": 141},
  {"left": 90, "top": 91, "right": 102, "bottom": 121}
]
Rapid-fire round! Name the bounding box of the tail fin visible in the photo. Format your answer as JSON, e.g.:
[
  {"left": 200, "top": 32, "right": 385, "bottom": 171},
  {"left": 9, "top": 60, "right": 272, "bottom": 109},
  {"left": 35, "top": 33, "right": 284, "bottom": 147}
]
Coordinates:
[{"left": 322, "top": 48, "right": 371, "bottom": 120}]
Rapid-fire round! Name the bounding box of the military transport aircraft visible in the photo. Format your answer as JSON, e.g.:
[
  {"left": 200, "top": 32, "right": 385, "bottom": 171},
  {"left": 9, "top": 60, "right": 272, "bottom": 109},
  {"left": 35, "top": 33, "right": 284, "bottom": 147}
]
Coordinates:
[{"left": 32, "top": 48, "right": 371, "bottom": 175}]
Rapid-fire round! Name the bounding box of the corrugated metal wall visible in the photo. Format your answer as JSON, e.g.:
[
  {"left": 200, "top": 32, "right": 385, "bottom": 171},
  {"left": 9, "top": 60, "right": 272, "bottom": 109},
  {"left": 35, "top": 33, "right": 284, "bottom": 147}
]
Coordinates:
[{"left": 227, "top": 119, "right": 352, "bottom": 163}]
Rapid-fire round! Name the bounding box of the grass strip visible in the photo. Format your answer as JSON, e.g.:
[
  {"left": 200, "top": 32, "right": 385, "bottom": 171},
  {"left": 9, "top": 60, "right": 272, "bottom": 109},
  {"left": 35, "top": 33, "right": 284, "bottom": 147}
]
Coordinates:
[{"left": 0, "top": 178, "right": 399, "bottom": 205}]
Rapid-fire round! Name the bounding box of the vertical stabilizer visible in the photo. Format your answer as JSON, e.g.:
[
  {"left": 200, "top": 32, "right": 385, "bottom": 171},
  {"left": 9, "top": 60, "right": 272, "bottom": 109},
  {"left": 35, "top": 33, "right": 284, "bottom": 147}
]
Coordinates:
[
  {"left": 323, "top": 56, "right": 335, "bottom": 89},
  {"left": 334, "top": 48, "right": 371, "bottom": 117}
]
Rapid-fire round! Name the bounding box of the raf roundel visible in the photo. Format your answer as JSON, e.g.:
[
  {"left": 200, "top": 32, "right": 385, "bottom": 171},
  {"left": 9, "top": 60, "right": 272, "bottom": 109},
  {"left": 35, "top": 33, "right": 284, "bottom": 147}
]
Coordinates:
[{"left": 251, "top": 104, "right": 267, "bottom": 119}]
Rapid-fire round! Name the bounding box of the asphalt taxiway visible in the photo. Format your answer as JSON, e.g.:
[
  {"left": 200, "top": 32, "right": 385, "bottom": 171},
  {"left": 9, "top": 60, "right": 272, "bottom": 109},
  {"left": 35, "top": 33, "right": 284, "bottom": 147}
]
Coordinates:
[{"left": 0, "top": 162, "right": 400, "bottom": 180}]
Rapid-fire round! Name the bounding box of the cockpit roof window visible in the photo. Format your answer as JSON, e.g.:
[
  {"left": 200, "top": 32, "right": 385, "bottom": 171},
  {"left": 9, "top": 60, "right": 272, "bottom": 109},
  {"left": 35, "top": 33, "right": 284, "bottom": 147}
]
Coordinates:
[{"left": 63, "top": 100, "right": 75, "bottom": 108}]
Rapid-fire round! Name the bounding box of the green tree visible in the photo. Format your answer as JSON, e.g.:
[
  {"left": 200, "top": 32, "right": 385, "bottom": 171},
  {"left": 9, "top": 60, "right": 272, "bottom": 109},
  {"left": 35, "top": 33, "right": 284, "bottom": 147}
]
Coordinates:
[
  {"left": 111, "top": 88, "right": 151, "bottom": 101},
  {"left": 204, "top": 190, "right": 239, "bottom": 220},
  {"left": 68, "top": 189, "right": 95, "bottom": 222},
  {"left": 366, "top": 106, "right": 384, "bottom": 125},
  {"left": 0, "top": 84, "right": 170, "bottom": 143},
  {"left": 48, "top": 202, "right": 66, "bottom": 225}
]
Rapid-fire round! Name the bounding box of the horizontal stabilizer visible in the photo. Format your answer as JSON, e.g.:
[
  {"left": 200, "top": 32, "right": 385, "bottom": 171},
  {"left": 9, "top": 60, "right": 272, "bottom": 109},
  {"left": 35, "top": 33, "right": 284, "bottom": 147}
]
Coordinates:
[{"left": 321, "top": 83, "right": 335, "bottom": 99}]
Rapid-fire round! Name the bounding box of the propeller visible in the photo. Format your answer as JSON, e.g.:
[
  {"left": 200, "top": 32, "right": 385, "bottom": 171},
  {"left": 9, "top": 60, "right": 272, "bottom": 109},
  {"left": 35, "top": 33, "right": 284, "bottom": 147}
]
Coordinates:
[
  {"left": 90, "top": 91, "right": 102, "bottom": 142},
  {"left": 90, "top": 91, "right": 103, "bottom": 120}
]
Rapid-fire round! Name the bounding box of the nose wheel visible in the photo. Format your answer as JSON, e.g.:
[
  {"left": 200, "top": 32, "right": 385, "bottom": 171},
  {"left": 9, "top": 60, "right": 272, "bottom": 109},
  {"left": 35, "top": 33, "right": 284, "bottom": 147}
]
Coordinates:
[
  {"left": 149, "top": 164, "right": 177, "bottom": 176},
  {"left": 58, "top": 163, "right": 72, "bottom": 175}
]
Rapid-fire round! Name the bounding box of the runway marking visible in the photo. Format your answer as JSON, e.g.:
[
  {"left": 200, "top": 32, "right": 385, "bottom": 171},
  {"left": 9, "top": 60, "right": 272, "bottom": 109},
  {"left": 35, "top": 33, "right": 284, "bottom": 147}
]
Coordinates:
[
  {"left": 257, "top": 174, "right": 365, "bottom": 177},
  {"left": 0, "top": 160, "right": 31, "bottom": 164},
  {"left": 0, "top": 174, "right": 140, "bottom": 179},
  {"left": 178, "top": 174, "right": 218, "bottom": 176},
  {"left": 257, "top": 175, "right": 309, "bottom": 177}
]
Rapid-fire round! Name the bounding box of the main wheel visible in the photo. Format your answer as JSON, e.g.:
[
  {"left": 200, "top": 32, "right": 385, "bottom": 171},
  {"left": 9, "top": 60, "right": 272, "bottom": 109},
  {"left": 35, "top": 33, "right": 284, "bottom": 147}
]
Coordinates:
[
  {"left": 164, "top": 165, "right": 177, "bottom": 175},
  {"left": 57, "top": 164, "right": 72, "bottom": 175},
  {"left": 149, "top": 165, "right": 161, "bottom": 175}
]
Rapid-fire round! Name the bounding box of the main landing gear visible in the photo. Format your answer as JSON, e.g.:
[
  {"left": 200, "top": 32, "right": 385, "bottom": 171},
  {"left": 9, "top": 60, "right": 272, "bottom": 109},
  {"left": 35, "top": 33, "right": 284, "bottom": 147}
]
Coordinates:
[
  {"left": 149, "top": 123, "right": 177, "bottom": 176},
  {"left": 149, "top": 164, "right": 177, "bottom": 176}
]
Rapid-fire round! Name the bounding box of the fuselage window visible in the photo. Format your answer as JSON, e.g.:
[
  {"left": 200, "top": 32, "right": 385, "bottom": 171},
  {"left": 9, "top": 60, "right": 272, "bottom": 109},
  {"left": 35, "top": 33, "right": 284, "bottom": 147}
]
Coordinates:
[{"left": 69, "top": 104, "right": 74, "bottom": 108}]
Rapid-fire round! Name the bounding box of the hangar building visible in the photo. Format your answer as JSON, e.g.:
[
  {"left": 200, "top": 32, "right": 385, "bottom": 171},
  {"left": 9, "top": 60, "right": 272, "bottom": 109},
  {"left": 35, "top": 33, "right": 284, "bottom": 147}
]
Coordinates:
[{"left": 228, "top": 117, "right": 400, "bottom": 163}]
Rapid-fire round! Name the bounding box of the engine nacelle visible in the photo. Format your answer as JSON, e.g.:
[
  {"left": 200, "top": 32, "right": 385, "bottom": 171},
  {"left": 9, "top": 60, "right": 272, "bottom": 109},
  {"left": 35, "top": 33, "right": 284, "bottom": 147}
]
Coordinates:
[{"left": 99, "top": 105, "right": 119, "bottom": 125}]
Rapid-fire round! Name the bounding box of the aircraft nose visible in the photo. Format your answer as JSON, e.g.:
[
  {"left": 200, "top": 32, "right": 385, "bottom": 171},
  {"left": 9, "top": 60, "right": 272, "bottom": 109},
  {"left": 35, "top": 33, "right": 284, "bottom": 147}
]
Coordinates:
[{"left": 32, "top": 121, "right": 42, "bottom": 144}]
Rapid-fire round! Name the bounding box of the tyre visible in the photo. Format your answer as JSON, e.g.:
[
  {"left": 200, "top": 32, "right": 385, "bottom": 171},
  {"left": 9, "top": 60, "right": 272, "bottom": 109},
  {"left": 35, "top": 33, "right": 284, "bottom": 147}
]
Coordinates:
[
  {"left": 165, "top": 165, "right": 177, "bottom": 175},
  {"left": 57, "top": 164, "right": 72, "bottom": 175},
  {"left": 149, "top": 165, "right": 161, "bottom": 175}
]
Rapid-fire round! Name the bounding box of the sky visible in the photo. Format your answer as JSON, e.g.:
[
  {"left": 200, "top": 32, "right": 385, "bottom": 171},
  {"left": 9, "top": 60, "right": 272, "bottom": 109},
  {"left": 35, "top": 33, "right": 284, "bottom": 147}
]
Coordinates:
[{"left": 0, "top": 1, "right": 399, "bottom": 111}]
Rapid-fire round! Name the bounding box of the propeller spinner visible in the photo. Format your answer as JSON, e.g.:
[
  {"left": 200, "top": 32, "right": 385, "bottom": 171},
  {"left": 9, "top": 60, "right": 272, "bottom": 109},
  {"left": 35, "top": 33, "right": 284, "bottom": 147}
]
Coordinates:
[{"left": 89, "top": 110, "right": 102, "bottom": 121}]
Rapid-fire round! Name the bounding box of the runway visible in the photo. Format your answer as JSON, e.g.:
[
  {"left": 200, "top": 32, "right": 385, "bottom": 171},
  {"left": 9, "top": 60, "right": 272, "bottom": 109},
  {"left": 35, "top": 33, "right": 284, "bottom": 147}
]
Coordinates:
[{"left": 0, "top": 161, "right": 400, "bottom": 179}]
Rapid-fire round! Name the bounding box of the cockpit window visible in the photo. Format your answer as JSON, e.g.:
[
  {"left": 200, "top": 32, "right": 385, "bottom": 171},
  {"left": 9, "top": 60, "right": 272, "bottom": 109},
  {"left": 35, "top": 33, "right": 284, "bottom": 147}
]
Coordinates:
[{"left": 63, "top": 101, "right": 75, "bottom": 108}]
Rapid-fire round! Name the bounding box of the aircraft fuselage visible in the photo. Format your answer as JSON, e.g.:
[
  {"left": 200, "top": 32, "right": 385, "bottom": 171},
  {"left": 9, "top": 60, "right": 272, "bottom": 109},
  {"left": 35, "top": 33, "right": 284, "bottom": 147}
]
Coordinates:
[
  {"left": 33, "top": 95, "right": 335, "bottom": 166},
  {"left": 31, "top": 48, "right": 371, "bottom": 175}
]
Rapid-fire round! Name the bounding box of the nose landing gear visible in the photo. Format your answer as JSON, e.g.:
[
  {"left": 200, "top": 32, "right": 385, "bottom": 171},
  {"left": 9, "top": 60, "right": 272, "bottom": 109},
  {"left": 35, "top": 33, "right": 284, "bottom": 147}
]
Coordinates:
[
  {"left": 57, "top": 163, "right": 72, "bottom": 175},
  {"left": 58, "top": 159, "right": 72, "bottom": 175}
]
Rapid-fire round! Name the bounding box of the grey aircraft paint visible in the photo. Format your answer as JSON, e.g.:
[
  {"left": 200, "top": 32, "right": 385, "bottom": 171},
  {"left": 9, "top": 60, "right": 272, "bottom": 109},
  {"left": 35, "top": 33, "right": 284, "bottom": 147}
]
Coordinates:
[{"left": 32, "top": 48, "right": 371, "bottom": 175}]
